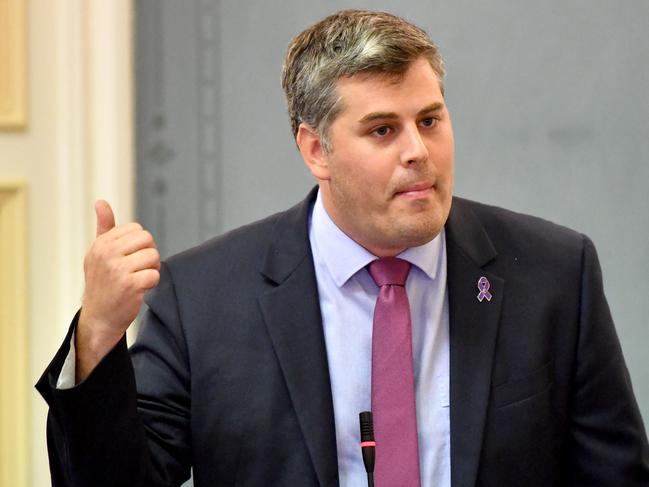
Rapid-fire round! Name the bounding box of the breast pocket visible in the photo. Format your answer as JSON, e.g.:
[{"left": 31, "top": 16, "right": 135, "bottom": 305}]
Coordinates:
[{"left": 492, "top": 360, "right": 553, "bottom": 409}]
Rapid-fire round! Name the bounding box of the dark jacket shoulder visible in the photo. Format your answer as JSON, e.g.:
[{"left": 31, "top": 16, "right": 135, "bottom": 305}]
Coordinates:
[
  {"left": 149, "top": 189, "right": 316, "bottom": 309},
  {"left": 449, "top": 196, "right": 589, "bottom": 267}
]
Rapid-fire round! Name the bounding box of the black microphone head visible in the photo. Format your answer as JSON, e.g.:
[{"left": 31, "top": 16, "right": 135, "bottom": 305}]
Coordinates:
[{"left": 359, "top": 411, "right": 374, "bottom": 442}]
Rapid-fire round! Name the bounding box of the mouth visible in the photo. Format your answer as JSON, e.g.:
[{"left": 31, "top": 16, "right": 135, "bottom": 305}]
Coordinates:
[{"left": 394, "top": 182, "right": 434, "bottom": 199}]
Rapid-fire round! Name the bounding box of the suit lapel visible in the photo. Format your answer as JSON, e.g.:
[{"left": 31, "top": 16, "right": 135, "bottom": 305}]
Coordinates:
[
  {"left": 257, "top": 189, "right": 339, "bottom": 487},
  {"left": 445, "top": 198, "right": 504, "bottom": 487}
]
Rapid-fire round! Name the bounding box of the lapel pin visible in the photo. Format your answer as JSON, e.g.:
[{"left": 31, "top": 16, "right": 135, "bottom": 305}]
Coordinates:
[{"left": 477, "top": 276, "right": 492, "bottom": 302}]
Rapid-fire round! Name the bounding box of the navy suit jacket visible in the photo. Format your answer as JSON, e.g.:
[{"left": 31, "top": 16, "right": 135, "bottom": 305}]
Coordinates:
[{"left": 37, "top": 189, "right": 649, "bottom": 486}]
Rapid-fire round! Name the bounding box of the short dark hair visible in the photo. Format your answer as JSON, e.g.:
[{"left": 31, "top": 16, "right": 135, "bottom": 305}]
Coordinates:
[{"left": 281, "top": 9, "right": 445, "bottom": 152}]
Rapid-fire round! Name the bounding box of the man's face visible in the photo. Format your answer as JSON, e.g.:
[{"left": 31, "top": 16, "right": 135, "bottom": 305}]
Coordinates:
[{"left": 313, "top": 57, "right": 454, "bottom": 257}]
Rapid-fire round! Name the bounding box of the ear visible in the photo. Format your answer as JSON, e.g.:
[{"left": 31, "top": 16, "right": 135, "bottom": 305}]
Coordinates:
[{"left": 296, "top": 123, "right": 330, "bottom": 181}]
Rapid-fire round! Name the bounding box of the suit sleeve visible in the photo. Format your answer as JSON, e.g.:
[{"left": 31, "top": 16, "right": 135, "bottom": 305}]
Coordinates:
[
  {"left": 35, "top": 263, "right": 192, "bottom": 487},
  {"left": 566, "top": 235, "right": 649, "bottom": 484}
]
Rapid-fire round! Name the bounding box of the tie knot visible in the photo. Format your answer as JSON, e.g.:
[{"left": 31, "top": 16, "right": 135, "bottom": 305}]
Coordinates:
[{"left": 368, "top": 257, "right": 411, "bottom": 287}]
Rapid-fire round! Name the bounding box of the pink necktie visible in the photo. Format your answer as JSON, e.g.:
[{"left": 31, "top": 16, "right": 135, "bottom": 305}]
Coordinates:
[{"left": 368, "top": 257, "right": 421, "bottom": 487}]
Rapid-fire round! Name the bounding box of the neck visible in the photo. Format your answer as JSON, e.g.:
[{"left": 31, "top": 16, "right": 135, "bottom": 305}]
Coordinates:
[{"left": 318, "top": 184, "right": 406, "bottom": 258}]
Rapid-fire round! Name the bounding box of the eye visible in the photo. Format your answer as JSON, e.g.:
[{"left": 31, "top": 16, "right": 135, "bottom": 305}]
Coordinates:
[
  {"left": 372, "top": 126, "right": 391, "bottom": 137},
  {"left": 420, "top": 117, "right": 437, "bottom": 128}
]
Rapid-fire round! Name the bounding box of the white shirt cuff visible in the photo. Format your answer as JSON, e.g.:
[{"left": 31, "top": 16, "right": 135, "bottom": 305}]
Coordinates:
[{"left": 56, "top": 330, "right": 77, "bottom": 390}]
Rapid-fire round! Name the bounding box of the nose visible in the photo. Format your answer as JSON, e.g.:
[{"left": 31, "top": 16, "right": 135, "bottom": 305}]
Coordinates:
[{"left": 399, "top": 124, "right": 429, "bottom": 166}]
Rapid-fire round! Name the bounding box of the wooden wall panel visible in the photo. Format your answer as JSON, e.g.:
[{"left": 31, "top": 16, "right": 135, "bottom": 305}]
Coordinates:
[
  {"left": 0, "top": 181, "right": 28, "bottom": 486},
  {"left": 0, "top": 0, "right": 27, "bottom": 129}
]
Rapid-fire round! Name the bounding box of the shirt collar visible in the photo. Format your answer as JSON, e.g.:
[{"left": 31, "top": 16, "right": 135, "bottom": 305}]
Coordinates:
[{"left": 311, "top": 189, "right": 444, "bottom": 287}]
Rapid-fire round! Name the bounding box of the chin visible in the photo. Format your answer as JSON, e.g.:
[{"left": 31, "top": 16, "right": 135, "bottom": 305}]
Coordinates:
[{"left": 393, "top": 218, "right": 443, "bottom": 248}]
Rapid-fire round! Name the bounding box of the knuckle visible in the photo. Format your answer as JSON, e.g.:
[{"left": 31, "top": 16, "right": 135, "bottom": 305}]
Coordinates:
[
  {"left": 141, "top": 230, "right": 155, "bottom": 246},
  {"left": 150, "top": 270, "right": 161, "bottom": 288},
  {"left": 149, "top": 270, "right": 161, "bottom": 286}
]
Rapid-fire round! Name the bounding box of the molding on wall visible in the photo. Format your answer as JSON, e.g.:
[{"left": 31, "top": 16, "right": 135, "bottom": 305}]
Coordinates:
[
  {"left": 53, "top": 0, "right": 135, "bottom": 321},
  {"left": 136, "top": 1, "right": 222, "bottom": 259},
  {"left": 54, "top": 0, "right": 90, "bottom": 320},
  {"left": 0, "top": 181, "right": 29, "bottom": 486},
  {"left": 0, "top": 0, "right": 27, "bottom": 129},
  {"left": 86, "top": 0, "right": 135, "bottom": 225},
  {"left": 196, "top": 0, "right": 222, "bottom": 241}
]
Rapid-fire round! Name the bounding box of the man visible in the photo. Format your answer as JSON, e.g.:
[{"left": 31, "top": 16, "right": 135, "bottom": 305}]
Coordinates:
[{"left": 37, "top": 9, "right": 648, "bottom": 487}]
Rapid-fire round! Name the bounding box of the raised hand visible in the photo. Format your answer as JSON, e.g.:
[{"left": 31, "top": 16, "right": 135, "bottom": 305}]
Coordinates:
[{"left": 75, "top": 200, "right": 161, "bottom": 382}]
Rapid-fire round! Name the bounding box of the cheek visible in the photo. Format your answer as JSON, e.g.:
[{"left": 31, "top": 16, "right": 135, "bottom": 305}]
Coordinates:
[
  {"left": 441, "top": 133, "right": 455, "bottom": 171},
  {"left": 441, "top": 154, "right": 454, "bottom": 179},
  {"left": 335, "top": 154, "right": 393, "bottom": 191},
  {"left": 430, "top": 142, "right": 455, "bottom": 181}
]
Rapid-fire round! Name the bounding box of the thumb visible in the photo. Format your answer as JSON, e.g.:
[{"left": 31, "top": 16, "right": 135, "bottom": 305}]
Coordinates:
[{"left": 95, "top": 200, "right": 116, "bottom": 237}]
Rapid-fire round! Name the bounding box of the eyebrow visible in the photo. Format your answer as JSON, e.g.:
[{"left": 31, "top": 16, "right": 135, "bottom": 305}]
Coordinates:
[{"left": 357, "top": 102, "right": 445, "bottom": 124}]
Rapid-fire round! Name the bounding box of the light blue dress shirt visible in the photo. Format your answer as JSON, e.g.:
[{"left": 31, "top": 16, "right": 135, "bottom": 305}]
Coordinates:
[{"left": 309, "top": 190, "right": 451, "bottom": 487}]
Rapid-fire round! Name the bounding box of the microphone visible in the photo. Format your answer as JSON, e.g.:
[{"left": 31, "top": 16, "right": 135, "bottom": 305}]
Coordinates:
[{"left": 359, "top": 411, "right": 376, "bottom": 487}]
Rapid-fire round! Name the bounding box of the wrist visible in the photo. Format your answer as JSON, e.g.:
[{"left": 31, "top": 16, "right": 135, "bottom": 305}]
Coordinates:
[{"left": 75, "top": 308, "right": 125, "bottom": 383}]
